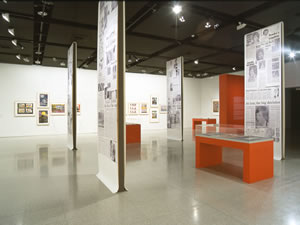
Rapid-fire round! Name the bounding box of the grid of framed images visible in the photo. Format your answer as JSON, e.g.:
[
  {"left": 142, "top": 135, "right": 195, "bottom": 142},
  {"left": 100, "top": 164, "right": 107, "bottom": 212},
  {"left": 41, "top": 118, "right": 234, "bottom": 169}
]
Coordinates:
[
  {"left": 14, "top": 92, "right": 81, "bottom": 126},
  {"left": 126, "top": 96, "right": 167, "bottom": 123}
]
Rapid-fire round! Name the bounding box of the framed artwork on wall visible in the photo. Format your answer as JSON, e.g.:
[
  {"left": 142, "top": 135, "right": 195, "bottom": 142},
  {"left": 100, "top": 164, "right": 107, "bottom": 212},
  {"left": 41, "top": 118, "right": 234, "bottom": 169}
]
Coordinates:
[
  {"left": 51, "top": 103, "right": 66, "bottom": 116},
  {"left": 77, "top": 104, "right": 81, "bottom": 115},
  {"left": 160, "top": 105, "right": 167, "bottom": 114},
  {"left": 150, "top": 108, "right": 159, "bottom": 123},
  {"left": 140, "top": 103, "right": 148, "bottom": 115},
  {"left": 37, "top": 93, "right": 49, "bottom": 108},
  {"left": 150, "top": 96, "right": 159, "bottom": 108},
  {"left": 15, "top": 102, "right": 35, "bottom": 117},
  {"left": 212, "top": 99, "right": 219, "bottom": 115},
  {"left": 37, "top": 109, "right": 49, "bottom": 126},
  {"left": 127, "top": 103, "right": 139, "bottom": 115}
]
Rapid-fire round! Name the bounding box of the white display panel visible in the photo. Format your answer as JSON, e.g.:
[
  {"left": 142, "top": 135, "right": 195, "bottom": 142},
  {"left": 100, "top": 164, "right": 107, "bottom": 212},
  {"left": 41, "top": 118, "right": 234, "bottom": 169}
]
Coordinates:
[
  {"left": 166, "top": 57, "right": 184, "bottom": 141},
  {"left": 96, "top": 1, "right": 125, "bottom": 193},
  {"left": 67, "top": 42, "right": 77, "bottom": 150},
  {"left": 244, "top": 22, "right": 284, "bottom": 159}
]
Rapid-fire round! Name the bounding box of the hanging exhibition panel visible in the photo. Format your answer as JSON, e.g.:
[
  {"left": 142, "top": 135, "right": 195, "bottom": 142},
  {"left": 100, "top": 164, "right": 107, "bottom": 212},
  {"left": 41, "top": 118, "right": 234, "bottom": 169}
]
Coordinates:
[
  {"left": 67, "top": 42, "right": 77, "bottom": 150},
  {"left": 244, "top": 22, "right": 284, "bottom": 159},
  {"left": 166, "top": 56, "right": 184, "bottom": 141},
  {"left": 97, "top": 1, "right": 126, "bottom": 193}
]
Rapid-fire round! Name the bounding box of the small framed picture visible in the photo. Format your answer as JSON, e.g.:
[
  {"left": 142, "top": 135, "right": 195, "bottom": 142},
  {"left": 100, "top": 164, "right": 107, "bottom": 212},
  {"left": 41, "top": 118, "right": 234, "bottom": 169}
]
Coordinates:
[
  {"left": 37, "top": 93, "right": 49, "bottom": 108},
  {"left": 140, "top": 103, "right": 149, "bottom": 115},
  {"left": 150, "top": 96, "right": 159, "bottom": 108},
  {"left": 160, "top": 105, "right": 167, "bottom": 114},
  {"left": 150, "top": 108, "right": 159, "bottom": 123},
  {"left": 212, "top": 99, "right": 219, "bottom": 115},
  {"left": 77, "top": 104, "right": 81, "bottom": 115},
  {"left": 15, "top": 101, "right": 35, "bottom": 117},
  {"left": 127, "top": 103, "right": 139, "bottom": 115},
  {"left": 37, "top": 109, "right": 49, "bottom": 126},
  {"left": 51, "top": 103, "right": 66, "bottom": 116}
]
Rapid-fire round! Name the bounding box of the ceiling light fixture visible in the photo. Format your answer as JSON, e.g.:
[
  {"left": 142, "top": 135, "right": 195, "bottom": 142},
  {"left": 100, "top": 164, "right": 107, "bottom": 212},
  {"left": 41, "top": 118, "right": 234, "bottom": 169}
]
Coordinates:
[
  {"left": 60, "top": 62, "right": 66, "bottom": 66},
  {"left": 52, "top": 57, "right": 57, "bottom": 62},
  {"left": 8, "top": 28, "right": 15, "bottom": 36},
  {"left": 196, "top": 73, "right": 201, "bottom": 77},
  {"left": 37, "top": 11, "right": 48, "bottom": 17},
  {"left": 232, "top": 67, "right": 236, "bottom": 71},
  {"left": 2, "top": 12, "right": 10, "bottom": 22},
  {"left": 205, "top": 22, "right": 211, "bottom": 29},
  {"left": 194, "top": 59, "right": 199, "bottom": 65},
  {"left": 203, "top": 72, "right": 208, "bottom": 76},
  {"left": 289, "top": 51, "right": 296, "bottom": 59},
  {"left": 11, "top": 39, "right": 17, "bottom": 46},
  {"left": 16, "top": 54, "right": 21, "bottom": 60},
  {"left": 23, "top": 57, "right": 30, "bottom": 63},
  {"left": 172, "top": 5, "right": 182, "bottom": 15},
  {"left": 158, "top": 70, "right": 163, "bottom": 74},
  {"left": 236, "top": 22, "right": 247, "bottom": 30},
  {"left": 3, "top": 0, "right": 8, "bottom": 3},
  {"left": 128, "top": 55, "right": 132, "bottom": 63},
  {"left": 83, "top": 64, "right": 89, "bottom": 68},
  {"left": 179, "top": 15, "right": 185, "bottom": 23},
  {"left": 35, "top": 60, "right": 41, "bottom": 65},
  {"left": 133, "top": 55, "right": 139, "bottom": 62},
  {"left": 191, "top": 34, "right": 196, "bottom": 38},
  {"left": 141, "top": 69, "right": 146, "bottom": 73},
  {"left": 214, "top": 23, "right": 220, "bottom": 29},
  {"left": 35, "top": 51, "right": 42, "bottom": 55},
  {"left": 187, "top": 73, "right": 193, "bottom": 77}
]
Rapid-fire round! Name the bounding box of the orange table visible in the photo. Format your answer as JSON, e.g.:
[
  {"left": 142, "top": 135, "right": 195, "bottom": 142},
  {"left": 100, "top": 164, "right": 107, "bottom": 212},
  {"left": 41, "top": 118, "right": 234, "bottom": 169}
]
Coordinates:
[
  {"left": 126, "top": 123, "right": 141, "bottom": 144},
  {"left": 195, "top": 135, "right": 273, "bottom": 183},
  {"left": 192, "top": 118, "right": 216, "bottom": 129}
]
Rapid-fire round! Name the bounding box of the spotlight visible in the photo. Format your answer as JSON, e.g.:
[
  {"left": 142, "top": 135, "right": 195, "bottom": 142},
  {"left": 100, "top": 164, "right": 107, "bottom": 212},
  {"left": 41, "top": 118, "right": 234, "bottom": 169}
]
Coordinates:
[
  {"left": 158, "top": 70, "right": 163, "bottom": 74},
  {"left": 133, "top": 55, "right": 139, "bottom": 62},
  {"left": 205, "top": 22, "right": 211, "bottom": 29},
  {"left": 37, "top": 11, "right": 48, "bottom": 17},
  {"left": 214, "top": 23, "right": 220, "bottom": 29},
  {"left": 203, "top": 72, "right": 208, "bottom": 76},
  {"left": 8, "top": 28, "right": 15, "bottom": 36},
  {"left": 196, "top": 73, "right": 201, "bottom": 77},
  {"left": 128, "top": 55, "right": 132, "bottom": 63},
  {"left": 289, "top": 51, "right": 296, "bottom": 59},
  {"left": 232, "top": 67, "right": 236, "bottom": 71},
  {"left": 141, "top": 69, "right": 146, "bottom": 73},
  {"left": 179, "top": 15, "right": 185, "bottom": 23},
  {"left": 194, "top": 59, "right": 199, "bottom": 65},
  {"left": 16, "top": 54, "right": 21, "bottom": 60},
  {"left": 35, "top": 51, "right": 42, "bottom": 55},
  {"left": 23, "top": 57, "right": 30, "bottom": 63},
  {"left": 35, "top": 60, "right": 41, "bottom": 65},
  {"left": 3, "top": 0, "right": 8, "bottom": 3},
  {"left": 2, "top": 12, "right": 10, "bottom": 22},
  {"left": 187, "top": 73, "right": 193, "bottom": 77},
  {"left": 52, "top": 57, "right": 57, "bottom": 62},
  {"left": 191, "top": 34, "right": 196, "bottom": 38},
  {"left": 236, "top": 22, "right": 247, "bottom": 30},
  {"left": 83, "top": 64, "right": 89, "bottom": 68},
  {"left": 172, "top": 5, "right": 182, "bottom": 15},
  {"left": 11, "top": 39, "right": 17, "bottom": 46},
  {"left": 60, "top": 62, "right": 66, "bottom": 66}
]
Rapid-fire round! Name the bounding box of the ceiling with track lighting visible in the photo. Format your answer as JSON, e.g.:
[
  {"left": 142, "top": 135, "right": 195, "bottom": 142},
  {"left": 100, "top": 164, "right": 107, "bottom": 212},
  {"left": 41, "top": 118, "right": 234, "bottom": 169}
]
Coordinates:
[{"left": 0, "top": 1, "right": 300, "bottom": 78}]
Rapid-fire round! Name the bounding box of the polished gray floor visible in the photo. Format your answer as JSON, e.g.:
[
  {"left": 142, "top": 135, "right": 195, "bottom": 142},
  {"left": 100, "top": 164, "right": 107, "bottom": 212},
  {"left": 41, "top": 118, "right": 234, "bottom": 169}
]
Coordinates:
[{"left": 0, "top": 129, "right": 300, "bottom": 225}]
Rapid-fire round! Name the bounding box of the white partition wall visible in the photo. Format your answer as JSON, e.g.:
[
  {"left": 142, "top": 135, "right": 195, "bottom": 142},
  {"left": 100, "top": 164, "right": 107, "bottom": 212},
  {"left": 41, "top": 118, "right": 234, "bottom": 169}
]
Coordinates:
[
  {"left": 96, "top": 1, "right": 126, "bottom": 193},
  {"left": 166, "top": 57, "right": 184, "bottom": 141},
  {"left": 67, "top": 42, "right": 77, "bottom": 150},
  {"left": 244, "top": 22, "right": 285, "bottom": 159}
]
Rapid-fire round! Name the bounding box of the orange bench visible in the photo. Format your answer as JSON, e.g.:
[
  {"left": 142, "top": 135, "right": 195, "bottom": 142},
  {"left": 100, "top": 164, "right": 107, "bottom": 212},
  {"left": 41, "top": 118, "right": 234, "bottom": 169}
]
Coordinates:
[
  {"left": 195, "top": 135, "right": 273, "bottom": 183},
  {"left": 126, "top": 123, "right": 141, "bottom": 144}
]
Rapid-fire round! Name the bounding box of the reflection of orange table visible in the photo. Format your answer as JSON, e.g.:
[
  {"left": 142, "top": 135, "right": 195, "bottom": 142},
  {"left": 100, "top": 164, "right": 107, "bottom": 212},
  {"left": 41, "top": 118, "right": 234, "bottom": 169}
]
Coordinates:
[
  {"left": 126, "top": 123, "right": 141, "bottom": 144},
  {"left": 195, "top": 135, "right": 273, "bottom": 183},
  {"left": 192, "top": 118, "right": 216, "bottom": 129}
]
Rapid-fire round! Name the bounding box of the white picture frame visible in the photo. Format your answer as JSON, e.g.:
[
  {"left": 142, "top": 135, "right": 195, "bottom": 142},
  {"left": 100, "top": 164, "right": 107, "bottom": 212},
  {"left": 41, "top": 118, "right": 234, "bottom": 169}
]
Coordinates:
[
  {"left": 37, "top": 109, "right": 49, "bottom": 126},
  {"left": 150, "top": 96, "right": 159, "bottom": 108},
  {"left": 37, "top": 92, "right": 49, "bottom": 108},
  {"left": 50, "top": 103, "right": 66, "bottom": 116},
  {"left": 150, "top": 108, "right": 159, "bottom": 123},
  {"left": 77, "top": 104, "right": 81, "bottom": 115},
  {"left": 14, "top": 101, "right": 35, "bottom": 117},
  {"left": 140, "top": 103, "right": 149, "bottom": 115},
  {"left": 160, "top": 105, "right": 167, "bottom": 114},
  {"left": 127, "top": 103, "right": 139, "bottom": 115}
]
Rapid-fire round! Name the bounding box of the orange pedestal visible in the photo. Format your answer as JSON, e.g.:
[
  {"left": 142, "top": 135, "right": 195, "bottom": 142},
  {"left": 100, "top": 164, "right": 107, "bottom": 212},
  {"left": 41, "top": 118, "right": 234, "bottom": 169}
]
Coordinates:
[
  {"left": 195, "top": 136, "right": 273, "bottom": 183},
  {"left": 126, "top": 123, "right": 141, "bottom": 144},
  {"left": 192, "top": 118, "right": 216, "bottom": 130}
]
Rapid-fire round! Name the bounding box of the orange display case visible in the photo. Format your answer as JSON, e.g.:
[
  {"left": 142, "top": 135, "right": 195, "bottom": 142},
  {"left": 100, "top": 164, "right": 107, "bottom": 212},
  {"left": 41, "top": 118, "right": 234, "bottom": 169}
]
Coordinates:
[
  {"left": 126, "top": 123, "right": 141, "bottom": 144},
  {"left": 195, "top": 135, "right": 273, "bottom": 183},
  {"left": 192, "top": 118, "right": 216, "bottom": 130}
]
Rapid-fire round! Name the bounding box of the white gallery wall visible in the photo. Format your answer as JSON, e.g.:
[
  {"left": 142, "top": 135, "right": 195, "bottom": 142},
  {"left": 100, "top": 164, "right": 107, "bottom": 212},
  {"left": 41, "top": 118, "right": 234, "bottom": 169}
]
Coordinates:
[{"left": 0, "top": 63, "right": 97, "bottom": 137}]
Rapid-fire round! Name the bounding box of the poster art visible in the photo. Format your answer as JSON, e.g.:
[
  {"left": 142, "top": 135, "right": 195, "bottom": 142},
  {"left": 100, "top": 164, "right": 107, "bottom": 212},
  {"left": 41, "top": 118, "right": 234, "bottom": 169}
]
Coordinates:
[
  {"left": 51, "top": 103, "right": 66, "bottom": 115},
  {"left": 150, "top": 108, "right": 159, "bottom": 123},
  {"left": 38, "top": 93, "right": 49, "bottom": 108},
  {"left": 76, "top": 104, "right": 81, "bottom": 115},
  {"left": 15, "top": 102, "right": 35, "bottom": 117},
  {"left": 37, "top": 109, "right": 49, "bottom": 126},
  {"left": 150, "top": 96, "right": 159, "bottom": 107},
  {"left": 212, "top": 99, "right": 219, "bottom": 114},
  {"left": 160, "top": 105, "right": 167, "bottom": 114},
  {"left": 244, "top": 22, "right": 283, "bottom": 159},
  {"left": 140, "top": 103, "right": 148, "bottom": 115},
  {"left": 128, "top": 103, "right": 139, "bottom": 115},
  {"left": 166, "top": 56, "right": 183, "bottom": 141}
]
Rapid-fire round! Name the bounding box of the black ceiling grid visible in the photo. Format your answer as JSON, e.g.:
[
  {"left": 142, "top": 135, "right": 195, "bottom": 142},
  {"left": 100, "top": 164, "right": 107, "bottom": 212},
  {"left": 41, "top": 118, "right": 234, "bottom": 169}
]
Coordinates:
[{"left": 33, "top": 0, "right": 54, "bottom": 65}]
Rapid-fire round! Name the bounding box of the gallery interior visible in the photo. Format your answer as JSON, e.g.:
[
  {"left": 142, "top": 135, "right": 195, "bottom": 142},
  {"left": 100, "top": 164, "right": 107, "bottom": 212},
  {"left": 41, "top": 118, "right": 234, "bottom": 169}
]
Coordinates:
[{"left": 0, "top": 1, "right": 300, "bottom": 225}]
